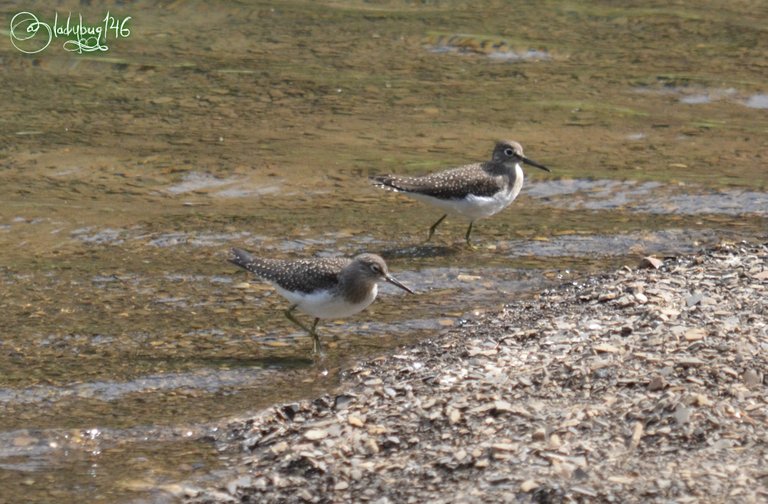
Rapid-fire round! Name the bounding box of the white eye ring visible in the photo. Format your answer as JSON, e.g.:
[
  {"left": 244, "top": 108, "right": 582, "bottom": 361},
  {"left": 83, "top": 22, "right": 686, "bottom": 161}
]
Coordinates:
[{"left": 504, "top": 148, "right": 515, "bottom": 156}]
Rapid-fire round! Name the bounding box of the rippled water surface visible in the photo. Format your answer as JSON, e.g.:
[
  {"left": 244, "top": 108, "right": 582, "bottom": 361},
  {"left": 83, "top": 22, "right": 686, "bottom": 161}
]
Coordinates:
[{"left": 1, "top": 0, "right": 767, "bottom": 501}]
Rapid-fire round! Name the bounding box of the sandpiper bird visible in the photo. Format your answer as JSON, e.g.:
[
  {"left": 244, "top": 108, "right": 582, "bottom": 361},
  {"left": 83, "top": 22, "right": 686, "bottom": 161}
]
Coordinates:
[
  {"left": 371, "top": 140, "right": 551, "bottom": 246},
  {"left": 228, "top": 248, "right": 414, "bottom": 353}
]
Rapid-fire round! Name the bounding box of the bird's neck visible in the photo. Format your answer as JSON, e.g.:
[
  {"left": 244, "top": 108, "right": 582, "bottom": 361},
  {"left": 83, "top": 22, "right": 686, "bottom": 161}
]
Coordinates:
[{"left": 339, "top": 270, "right": 377, "bottom": 304}]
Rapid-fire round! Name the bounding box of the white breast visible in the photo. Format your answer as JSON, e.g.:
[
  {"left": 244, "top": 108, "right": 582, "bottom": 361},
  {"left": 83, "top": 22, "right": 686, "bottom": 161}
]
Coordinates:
[{"left": 274, "top": 284, "right": 379, "bottom": 319}]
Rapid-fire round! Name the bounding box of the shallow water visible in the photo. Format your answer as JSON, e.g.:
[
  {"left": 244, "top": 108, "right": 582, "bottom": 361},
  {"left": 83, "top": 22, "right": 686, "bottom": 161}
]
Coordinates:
[{"left": 1, "top": 0, "right": 767, "bottom": 501}]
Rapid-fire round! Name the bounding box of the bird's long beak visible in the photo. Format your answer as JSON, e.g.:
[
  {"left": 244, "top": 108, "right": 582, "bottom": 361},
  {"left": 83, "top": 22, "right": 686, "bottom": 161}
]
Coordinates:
[
  {"left": 522, "top": 156, "right": 551, "bottom": 172},
  {"left": 385, "top": 274, "right": 414, "bottom": 294}
]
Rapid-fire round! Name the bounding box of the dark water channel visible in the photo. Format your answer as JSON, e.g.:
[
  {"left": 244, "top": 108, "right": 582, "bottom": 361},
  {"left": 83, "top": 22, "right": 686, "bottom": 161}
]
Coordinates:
[{"left": 1, "top": 1, "right": 766, "bottom": 502}]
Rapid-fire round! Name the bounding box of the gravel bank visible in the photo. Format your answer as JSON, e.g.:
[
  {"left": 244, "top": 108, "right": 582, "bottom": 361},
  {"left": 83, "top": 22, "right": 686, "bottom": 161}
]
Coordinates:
[{"left": 186, "top": 241, "right": 767, "bottom": 503}]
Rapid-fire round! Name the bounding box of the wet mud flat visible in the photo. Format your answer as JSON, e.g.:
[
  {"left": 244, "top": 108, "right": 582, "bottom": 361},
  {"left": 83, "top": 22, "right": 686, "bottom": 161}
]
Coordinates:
[{"left": 181, "top": 241, "right": 767, "bottom": 503}]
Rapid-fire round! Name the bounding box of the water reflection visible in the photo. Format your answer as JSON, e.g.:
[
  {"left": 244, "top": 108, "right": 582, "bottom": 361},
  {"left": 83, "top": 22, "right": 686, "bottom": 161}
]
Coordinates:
[
  {"left": 745, "top": 94, "right": 768, "bottom": 109},
  {"left": 636, "top": 85, "right": 768, "bottom": 110},
  {"left": 527, "top": 179, "right": 768, "bottom": 215},
  {"left": 505, "top": 229, "right": 722, "bottom": 258}
]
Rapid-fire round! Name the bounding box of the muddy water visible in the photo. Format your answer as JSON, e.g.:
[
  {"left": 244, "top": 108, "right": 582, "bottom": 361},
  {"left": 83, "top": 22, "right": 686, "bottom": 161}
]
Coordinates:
[{"left": 1, "top": 0, "right": 766, "bottom": 501}]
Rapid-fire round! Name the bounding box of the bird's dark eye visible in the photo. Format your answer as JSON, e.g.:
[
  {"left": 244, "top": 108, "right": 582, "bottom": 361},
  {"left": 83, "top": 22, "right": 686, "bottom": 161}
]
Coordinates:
[
  {"left": 370, "top": 263, "right": 383, "bottom": 274},
  {"left": 504, "top": 148, "right": 515, "bottom": 156}
]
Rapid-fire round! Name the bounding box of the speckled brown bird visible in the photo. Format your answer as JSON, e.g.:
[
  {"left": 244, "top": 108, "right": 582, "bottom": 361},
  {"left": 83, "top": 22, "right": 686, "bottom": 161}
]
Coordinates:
[
  {"left": 228, "top": 248, "right": 413, "bottom": 354},
  {"left": 371, "top": 140, "right": 551, "bottom": 246}
]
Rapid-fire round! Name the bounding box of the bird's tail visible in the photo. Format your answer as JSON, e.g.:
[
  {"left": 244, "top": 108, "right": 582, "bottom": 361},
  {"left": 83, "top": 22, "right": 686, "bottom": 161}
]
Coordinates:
[
  {"left": 228, "top": 247, "right": 257, "bottom": 272},
  {"left": 370, "top": 174, "right": 413, "bottom": 193}
]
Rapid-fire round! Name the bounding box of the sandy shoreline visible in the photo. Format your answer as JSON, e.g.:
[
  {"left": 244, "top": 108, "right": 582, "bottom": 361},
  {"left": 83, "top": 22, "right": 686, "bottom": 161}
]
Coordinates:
[{"left": 183, "top": 241, "right": 767, "bottom": 503}]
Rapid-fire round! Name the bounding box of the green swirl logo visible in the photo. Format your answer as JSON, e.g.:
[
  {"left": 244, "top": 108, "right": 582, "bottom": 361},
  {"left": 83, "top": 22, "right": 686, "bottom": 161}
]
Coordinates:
[{"left": 10, "top": 12, "right": 52, "bottom": 54}]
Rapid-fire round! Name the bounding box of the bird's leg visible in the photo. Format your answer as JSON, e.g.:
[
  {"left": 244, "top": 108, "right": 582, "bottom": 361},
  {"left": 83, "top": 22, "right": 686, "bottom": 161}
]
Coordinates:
[
  {"left": 426, "top": 214, "right": 447, "bottom": 242},
  {"left": 284, "top": 306, "right": 323, "bottom": 354},
  {"left": 284, "top": 304, "right": 314, "bottom": 335},
  {"left": 311, "top": 318, "right": 321, "bottom": 354},
  {"left": 465, "top": 221, "right": 478, "bottom": 250}
]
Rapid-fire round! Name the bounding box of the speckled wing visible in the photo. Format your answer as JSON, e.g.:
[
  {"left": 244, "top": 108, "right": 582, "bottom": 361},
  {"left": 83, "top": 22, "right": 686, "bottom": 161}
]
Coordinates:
[
  {"left": 229, "top": 248, "right": 351, "bottom": 294},
  {"left": 371, "top": 163, "right": 505, "bottom": 200}
]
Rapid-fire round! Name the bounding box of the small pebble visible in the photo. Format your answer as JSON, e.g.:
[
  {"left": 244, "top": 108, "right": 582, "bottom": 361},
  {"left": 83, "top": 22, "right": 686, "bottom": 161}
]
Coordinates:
[{"left": 304, "top": 429, "right": 328, "bottom": 441}]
